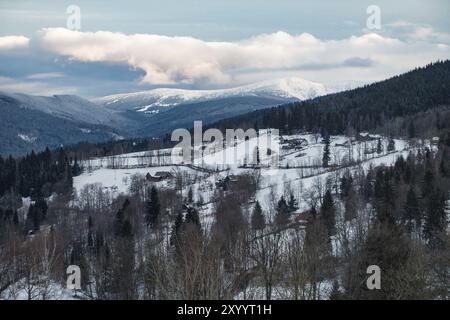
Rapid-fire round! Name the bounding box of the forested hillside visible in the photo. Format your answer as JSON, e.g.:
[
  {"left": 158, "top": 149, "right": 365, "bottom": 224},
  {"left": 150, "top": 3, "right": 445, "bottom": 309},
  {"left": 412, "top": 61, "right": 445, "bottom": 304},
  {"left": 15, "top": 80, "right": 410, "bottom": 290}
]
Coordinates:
[
  {"left": 0, "top": 93, "right": 125, "bottom": 156},
  {"left": 213, "top": 61, "right": 450, "bottom": 138}
]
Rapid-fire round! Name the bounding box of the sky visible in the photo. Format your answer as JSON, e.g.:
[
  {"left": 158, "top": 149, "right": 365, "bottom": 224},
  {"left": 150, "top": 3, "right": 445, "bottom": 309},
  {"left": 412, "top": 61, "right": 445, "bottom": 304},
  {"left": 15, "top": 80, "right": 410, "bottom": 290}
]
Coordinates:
[{"left": 0, "top": 0, "right": 449, "bottom": 97}]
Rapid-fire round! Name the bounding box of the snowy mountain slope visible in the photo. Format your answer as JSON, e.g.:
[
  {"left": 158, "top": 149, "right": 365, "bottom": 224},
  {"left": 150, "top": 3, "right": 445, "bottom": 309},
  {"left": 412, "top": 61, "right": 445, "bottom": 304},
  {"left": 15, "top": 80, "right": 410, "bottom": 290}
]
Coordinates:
[{"left": 94, "top": 77, "right": 329, "bottom": 113}]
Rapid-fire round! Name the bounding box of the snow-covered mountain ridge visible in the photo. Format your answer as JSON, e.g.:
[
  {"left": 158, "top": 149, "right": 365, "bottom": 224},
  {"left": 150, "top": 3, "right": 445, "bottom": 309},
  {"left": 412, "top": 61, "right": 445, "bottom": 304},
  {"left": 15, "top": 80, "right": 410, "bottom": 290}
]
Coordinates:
[{"left": 94, "top": 77, "right": 330, "bottom": 112}]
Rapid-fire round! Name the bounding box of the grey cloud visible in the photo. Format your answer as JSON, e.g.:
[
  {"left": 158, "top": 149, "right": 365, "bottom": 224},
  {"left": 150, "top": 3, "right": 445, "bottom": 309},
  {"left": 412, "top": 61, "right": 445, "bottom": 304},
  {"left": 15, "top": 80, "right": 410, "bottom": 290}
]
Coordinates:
[{"left": 342, "top": 57, "right": 374, "bottom": 67}]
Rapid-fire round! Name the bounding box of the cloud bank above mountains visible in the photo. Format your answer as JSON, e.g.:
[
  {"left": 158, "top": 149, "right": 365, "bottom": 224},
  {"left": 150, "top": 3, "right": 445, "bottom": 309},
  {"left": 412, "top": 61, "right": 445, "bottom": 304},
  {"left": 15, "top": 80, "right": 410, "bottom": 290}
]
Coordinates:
[
  {"left": 36, "top": 27, "right": 450, "bottom": 85},
  {"left": 0, "top": 25, "right": 449, "bottom": 96}
]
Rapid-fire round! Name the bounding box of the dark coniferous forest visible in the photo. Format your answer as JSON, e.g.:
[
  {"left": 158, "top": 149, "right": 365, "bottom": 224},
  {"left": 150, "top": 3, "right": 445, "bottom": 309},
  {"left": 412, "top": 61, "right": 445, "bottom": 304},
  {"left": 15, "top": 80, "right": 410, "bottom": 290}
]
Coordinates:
[{"left": 214, "top": 61, "right": 450, "bottom": 137}]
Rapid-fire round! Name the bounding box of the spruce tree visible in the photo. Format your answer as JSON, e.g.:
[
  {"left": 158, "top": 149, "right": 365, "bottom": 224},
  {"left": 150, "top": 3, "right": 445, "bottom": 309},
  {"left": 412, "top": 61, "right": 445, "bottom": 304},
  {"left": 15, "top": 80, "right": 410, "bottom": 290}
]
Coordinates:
[
  {"left": 387, "top": 138, "right": 395, "bottom": 152},
  {"left": 112, "top": 199, "right": 135, "bottom": 299},
  {"left": 256, "top": 146, "right": 261, "bottom": 165},
  {"left": 185, "top": 206, "right": 201, "bottom": 229},
  {"left": 376, "top": 138, "right": 383, "bottom": 154},
  {"left": 275, "top": 196, "right": 290, "bottom": 226},
  {"left": 408, "top": 122, "right": 416, "bottom": 138},
  {"left": 357, "top": 216, "right": 412, "bottom": 299},
  {"left": 287, "top": 193, "right": 298, "bottom": 213},
  {"left": 329, "top": 280, "right": 343, "bottom": 300},
  {"left": 322, "top": 134, "right": 331, "bottom": 167},
  {"left": 87, "top": 215, "right": 94, "bottom": 248},
  {"left": 340, "top": 171, "right": 353, "bottom": 199},
  {"left": 12, "top": 210, "right": 19, "bottom": 226},
  {"left": 439, "top": 156, "right": 449, "bottom": 177},
  {"left": 183, "top": 206, "right": 203, "bottom": 246},
  {"left": 423, "top": 188, "right": 446, "bottom": 248},
  {"left": 114, "top": 199, "right": 133, "bottom": 239},
  {"left": 27, "top": 204, "right": 41, "bottom": 232},
  {"left": 72, "top": 156, "right": 82, "bottom": 176},
  {"left": 321, "top": 190, "right": 336, "bottom": 236},
  {"left": 403, "top": 187, "right": 421, "bottom": 233},
  {"left": 187, "top": 187, "right": 193, "bottom": 203},
  {"left": 422, "top": 169, "right": 434, "bottom": 199},
  {"left": 170, "top": 211, "right": 184, "bottom": 247},
  {"left": 146, "top": 186, "right": 161, "bottom": 228},
  {"left": 35, "top": 198, "right": 48, "bottom": 221},
  {"left": 251, "top": 201, "right": 265, "bottom": 231}
]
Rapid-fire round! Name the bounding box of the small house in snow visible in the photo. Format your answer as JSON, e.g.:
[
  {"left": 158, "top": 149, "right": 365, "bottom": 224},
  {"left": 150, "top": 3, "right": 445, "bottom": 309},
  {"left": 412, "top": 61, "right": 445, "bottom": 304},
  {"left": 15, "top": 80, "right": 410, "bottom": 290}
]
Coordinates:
[
  {"left": 155, "top": 171, "right": 173, "bottom": 179},
  {"left": 294, "top": 210, "right": 315, "bottom": 225},
  {"left": 431, "top": 137, "right": 440, "bottom": 145},
  {"left": 146, "top": 171, "right": 174, "bottom": 182},
  {"left": 357, "top": 132, "right": 377, "bottom": 142}
]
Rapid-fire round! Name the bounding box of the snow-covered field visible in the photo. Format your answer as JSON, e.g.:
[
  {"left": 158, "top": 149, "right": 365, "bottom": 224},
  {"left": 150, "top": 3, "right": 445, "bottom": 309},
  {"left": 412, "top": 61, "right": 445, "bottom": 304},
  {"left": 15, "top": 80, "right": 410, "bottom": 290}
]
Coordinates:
[{"left": 74, "top": 131, "right": 415, "bottom": 220}]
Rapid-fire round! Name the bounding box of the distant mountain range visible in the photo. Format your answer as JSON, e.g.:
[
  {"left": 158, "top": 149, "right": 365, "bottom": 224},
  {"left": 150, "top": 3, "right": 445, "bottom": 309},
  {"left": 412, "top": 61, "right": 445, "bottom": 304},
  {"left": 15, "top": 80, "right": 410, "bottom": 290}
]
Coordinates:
[{"left": 0, "top": 77, "right": 331, "bottom": 155}]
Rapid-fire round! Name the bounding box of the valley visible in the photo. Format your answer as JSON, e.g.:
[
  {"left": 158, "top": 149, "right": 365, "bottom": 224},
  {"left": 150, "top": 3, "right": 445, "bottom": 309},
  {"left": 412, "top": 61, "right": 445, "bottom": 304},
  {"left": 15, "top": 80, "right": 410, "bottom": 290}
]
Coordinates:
[
  {"left": 1, "top": 62, "right": 449, "bottom": 301},
  {"left": 0, "top": 77, "right": 330, "bottom": 156}
]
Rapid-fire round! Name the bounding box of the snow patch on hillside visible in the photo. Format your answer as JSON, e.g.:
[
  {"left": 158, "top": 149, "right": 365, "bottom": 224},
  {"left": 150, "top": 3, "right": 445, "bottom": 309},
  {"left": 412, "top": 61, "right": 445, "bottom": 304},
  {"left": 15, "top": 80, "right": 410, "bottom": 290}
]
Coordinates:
[{"left": 17, "top": 133, "right": 37, "bottom": 143}]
